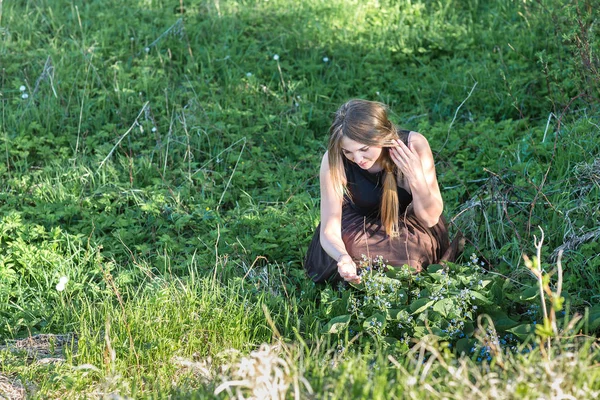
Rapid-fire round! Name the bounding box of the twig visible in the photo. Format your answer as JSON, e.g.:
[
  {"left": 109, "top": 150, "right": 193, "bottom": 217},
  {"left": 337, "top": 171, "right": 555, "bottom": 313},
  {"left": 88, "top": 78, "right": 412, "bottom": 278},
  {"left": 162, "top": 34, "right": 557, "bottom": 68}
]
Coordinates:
[
  {"left": 243, "top": 256, "right": 268, "bottom": 280},
  {"left": 438, "top": 81, "right": 478, "bottom": 152},
  {"left": 140, "top": 18, "right": 184, "bottom": 56},
  {"left": 212, "top": 223, "right": 221, "bottom": 285},
  {"left": 217, "top": 137, "right": 246, "bottom": 210},
  {"left": 163, "top": 110, "right": 176, "bottom": 176},
  {"left": 542, "top": 112, "right": 558, "bottom": 143},
  {"left": 192, "top": 137, "right": 246, "bottom": 176},
  {"left": 551, "top": 228, "right": 600, "bottom": 261},
  {"left": 528, "top": 94, "right": 585, "bottom": 234},
  {"left": 74, "top": 53, "right": 92, "bottom": 162},
  {"left": 97, "top": 102, "right": 149, "bottom": 172},
  {"left": 32, "top": 56, "right": 57, "bottom": 98}
]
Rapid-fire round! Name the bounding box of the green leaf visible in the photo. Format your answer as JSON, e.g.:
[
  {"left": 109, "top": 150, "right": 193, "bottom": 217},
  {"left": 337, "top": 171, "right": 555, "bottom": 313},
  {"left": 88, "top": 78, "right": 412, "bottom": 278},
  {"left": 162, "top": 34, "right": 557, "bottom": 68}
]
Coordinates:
[
  {"left": 517, "top": 286, "right": 539, "bottom": 302},
  {"left": 383, "top": 336, "right": 400, "bottom": 347},
  {"left": 363, "top": 313, "right": 386, "bottom": 330},
  {"left": 427, "top": 264, "right": 444, "bottom": 273},
  {"left": 455, "top": 337, "right": 476, "bottom": 356},
  {"left": 495, "top": 317, "right": 520, "bottom": 331},
  {"left": 587, "top": 309, "right": 600, "bottom": 332},
  {"left": 410, "top": 298, "right": 435, "bottom": 314},
  {"left": 470, "top": 290, "right": 493, "bottom": 305},
  {"left": 507, "top": 324, "right": 536, "bottom": 340},
  {"left": 387, "top": 308, "right": 410, "bottom": 321},
  {"left": 322, "top": 315, "right": 351, "bottom": 334},
  {"left": 433, "top": 298, "right": 455, "bottom": 317},
  {"left": 485, "top": 311, "right": 520, "bottom": 331},
  {"left": 463, "top": 321, "right": 475, "bottom": 337},
  {"left": 413, "top": 326, "right": 427, "bottom": 338}
]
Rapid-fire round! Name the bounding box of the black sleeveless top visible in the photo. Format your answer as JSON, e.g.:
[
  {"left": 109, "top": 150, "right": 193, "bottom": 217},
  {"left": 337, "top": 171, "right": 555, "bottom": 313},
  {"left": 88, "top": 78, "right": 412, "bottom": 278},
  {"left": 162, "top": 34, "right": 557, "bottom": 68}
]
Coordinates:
[{"left": 343, "top": 130, "right": 413, "bottom": 217}]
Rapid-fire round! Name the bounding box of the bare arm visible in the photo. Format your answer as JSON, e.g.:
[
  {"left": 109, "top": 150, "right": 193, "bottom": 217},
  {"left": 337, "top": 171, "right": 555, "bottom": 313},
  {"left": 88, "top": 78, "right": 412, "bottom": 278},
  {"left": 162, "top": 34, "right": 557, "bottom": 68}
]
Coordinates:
[
  {"left": 390, "top": 132, "right": 443, "bottom": 227},
  {"left": 319, "top": 152, "right": 360, "bottom": 283}
]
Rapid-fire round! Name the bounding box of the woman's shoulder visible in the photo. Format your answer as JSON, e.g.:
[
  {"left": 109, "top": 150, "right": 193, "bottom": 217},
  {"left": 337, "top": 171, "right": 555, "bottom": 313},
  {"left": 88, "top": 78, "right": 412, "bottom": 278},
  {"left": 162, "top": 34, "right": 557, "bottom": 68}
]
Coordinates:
[
  {"left": 406, "top": 131, "right": 433, "bottom": 153},
  {"left": 320, "top": 151, "right": 330, "bottom": 168},
  {"left": 320, "top": 151, "right": 342, "bottom": 174}
]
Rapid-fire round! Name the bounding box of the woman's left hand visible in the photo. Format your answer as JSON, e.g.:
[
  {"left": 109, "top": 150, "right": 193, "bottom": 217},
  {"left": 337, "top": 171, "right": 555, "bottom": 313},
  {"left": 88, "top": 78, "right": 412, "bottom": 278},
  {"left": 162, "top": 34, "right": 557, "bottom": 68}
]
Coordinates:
[{"left": 389, "top": 138, "right": 425, "bottom": 183}]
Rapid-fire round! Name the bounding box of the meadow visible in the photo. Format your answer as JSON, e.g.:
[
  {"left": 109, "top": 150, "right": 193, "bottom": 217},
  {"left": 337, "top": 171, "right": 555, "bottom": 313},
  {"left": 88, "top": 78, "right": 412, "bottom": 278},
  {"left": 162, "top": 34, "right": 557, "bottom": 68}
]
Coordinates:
[{"left": 0, "top": 0, "right": 599, "bottom": 398}]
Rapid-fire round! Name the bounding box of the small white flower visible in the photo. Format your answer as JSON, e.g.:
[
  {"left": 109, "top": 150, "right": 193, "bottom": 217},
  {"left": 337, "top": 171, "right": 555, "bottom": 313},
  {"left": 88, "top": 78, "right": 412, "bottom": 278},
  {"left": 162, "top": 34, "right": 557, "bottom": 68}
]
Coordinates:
[
  {"left": 56, "top": 277, "right": 68, "bottom": 292},
  {"left": 151, "top": 127, "right": 157, "bottom": 133},
  {"left": 323, "top": 56, "right": 329, "bottom": 63},
  {"left": 273, "top": 54, "right": 279, "bottom": 61},
  {"left": 145, "top": 47, "right": 150, "bottom": 53},
  {"left": 19, "top": 85, "right": 26, "bottom": 92},
  {"left": 376, "top": 91, "right": 380, "bottom": 96},
  {"left": 21, "top": 93, "right": 29, "bottom": 99},
  {"left": 246, "top": 72, "right": 252, "bottom": 77},
  {"left": 130, "top": 37, "right": 135, "bottom": 41}
]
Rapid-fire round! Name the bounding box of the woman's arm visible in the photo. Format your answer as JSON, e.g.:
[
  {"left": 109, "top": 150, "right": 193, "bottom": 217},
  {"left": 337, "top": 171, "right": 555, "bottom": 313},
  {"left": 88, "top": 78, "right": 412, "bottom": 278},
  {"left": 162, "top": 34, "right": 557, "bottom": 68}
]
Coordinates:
[
  {"left": 319, "top": 152, "right": 361, "bottom": 283},
  {"left": 390, "top": 132, "right": 443, "bottom": 227}
]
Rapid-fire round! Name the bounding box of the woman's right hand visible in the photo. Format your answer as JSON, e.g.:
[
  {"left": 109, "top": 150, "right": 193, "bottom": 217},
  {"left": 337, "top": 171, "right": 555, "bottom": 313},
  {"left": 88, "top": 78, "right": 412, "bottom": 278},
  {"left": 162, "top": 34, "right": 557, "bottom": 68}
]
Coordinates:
[{"left": 337, "top": 254, "right": 361, "bottom": 284}]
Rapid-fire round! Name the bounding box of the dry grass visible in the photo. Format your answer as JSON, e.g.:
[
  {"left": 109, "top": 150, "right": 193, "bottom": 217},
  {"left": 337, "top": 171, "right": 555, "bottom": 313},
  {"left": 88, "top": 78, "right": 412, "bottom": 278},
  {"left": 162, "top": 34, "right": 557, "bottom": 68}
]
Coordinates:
[
  {"left": 0, "top": 374, "right": 25, "bottom": 400},
  {"left": 213, "top": 343, "right": 313, "bottom": 400},
  {"left": 0, "top": 333, "right": 76, "bottom": 364}
]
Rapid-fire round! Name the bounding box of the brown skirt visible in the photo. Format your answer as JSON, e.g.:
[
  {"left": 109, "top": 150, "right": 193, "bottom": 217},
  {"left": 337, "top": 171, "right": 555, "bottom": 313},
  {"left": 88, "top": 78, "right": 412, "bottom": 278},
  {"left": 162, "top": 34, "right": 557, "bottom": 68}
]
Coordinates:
[{"left": 303, "top": 204, "right": 460, "bottom": 283}]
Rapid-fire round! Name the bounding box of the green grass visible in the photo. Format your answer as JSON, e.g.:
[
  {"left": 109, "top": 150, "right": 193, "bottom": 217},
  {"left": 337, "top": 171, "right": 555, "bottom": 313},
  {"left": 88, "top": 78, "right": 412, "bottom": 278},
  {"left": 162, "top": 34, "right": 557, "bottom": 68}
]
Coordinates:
[{"left": 1, "top": 0, "right": 600, "bottom": 398}]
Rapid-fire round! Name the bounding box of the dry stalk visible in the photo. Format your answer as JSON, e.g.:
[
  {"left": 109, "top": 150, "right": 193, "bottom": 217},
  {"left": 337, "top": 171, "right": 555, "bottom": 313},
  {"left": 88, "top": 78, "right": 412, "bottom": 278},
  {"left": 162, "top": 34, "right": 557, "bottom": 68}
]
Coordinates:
[{"left": 213, "top": 342, "right": 312, "bottom": 400}]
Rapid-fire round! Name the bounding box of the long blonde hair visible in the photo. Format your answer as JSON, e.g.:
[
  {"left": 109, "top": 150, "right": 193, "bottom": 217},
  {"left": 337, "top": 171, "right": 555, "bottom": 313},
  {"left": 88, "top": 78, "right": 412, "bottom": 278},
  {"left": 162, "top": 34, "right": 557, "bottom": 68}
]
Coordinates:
[{"left": 327, "top": 99, "right": 403, "bottom": 237}]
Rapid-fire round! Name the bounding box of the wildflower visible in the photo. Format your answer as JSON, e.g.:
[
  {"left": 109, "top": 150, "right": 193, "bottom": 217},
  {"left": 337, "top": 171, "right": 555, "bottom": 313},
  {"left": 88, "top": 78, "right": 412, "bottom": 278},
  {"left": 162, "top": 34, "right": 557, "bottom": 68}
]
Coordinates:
[
  {"left": 21, "top": 93, "right": 29, "bottom": 99},
  {"left": 145, "top": 47, "right": 150, "bottom": 53},
  {"left": 323, "top": 56, "right": 329, "bottom": 62},
  {"left": 56, "top": 276, "right": 69, "bottom": 292},
  {"left": 151, "top": 127, "right": 157, "bottom": 133},
  {"left": 19, "top": 85, "right": 26, "bottom": 92},
  {"left": 273, "top": 54, "right": 279, "bottom": 61},
  {"left": 246, "top": 72, "right": 252, "bottom": 77}
]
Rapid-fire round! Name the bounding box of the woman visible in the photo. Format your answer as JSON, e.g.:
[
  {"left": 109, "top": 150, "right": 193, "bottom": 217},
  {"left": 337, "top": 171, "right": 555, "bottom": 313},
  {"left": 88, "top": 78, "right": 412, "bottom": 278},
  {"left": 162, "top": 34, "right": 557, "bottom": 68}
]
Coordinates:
[{"left": 304, "top": 99, "right": 458, "bottom": 284}]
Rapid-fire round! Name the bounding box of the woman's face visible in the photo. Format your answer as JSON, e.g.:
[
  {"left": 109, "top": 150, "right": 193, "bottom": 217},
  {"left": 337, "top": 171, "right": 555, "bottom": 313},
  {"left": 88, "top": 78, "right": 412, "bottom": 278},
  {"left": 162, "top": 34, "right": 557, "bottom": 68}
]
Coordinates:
[{"left": 340, "top": 136, "right": 383, "bottom": 171}]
